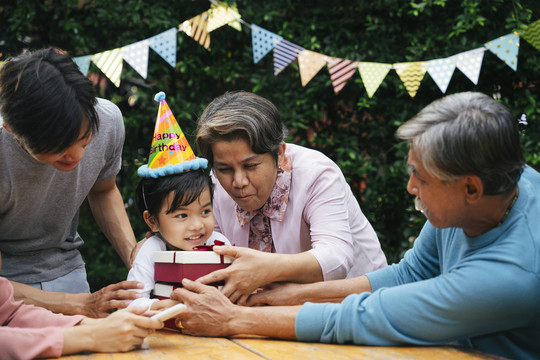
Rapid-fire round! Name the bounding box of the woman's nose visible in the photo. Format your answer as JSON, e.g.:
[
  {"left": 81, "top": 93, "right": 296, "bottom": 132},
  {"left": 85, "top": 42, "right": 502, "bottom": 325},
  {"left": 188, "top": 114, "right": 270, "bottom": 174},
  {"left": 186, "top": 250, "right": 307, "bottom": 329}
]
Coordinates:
[{"left": 232, "top": 170, "right": 249, "bottom": 188}]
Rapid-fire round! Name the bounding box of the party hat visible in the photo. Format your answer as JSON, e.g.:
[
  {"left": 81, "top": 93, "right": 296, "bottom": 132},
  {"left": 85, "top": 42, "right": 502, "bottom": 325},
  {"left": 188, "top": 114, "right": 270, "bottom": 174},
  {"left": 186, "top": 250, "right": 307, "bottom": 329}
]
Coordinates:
[{"left": 138, "top": 92, "right": 207, "bottom": 178}]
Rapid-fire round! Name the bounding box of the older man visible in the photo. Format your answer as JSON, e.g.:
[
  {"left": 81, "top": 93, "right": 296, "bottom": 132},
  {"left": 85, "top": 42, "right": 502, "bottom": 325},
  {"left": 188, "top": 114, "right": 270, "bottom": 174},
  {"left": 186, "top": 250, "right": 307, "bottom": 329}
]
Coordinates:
[{"left": 171, "top": 92, "right": 540, "bottom": 360}]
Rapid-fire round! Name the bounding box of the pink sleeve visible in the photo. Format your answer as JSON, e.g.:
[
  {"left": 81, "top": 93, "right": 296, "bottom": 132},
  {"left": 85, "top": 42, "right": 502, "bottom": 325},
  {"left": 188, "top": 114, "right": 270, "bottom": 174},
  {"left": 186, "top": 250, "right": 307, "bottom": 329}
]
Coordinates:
[{"left": 1, "top": 277, "right": 85, "bottom": 358}]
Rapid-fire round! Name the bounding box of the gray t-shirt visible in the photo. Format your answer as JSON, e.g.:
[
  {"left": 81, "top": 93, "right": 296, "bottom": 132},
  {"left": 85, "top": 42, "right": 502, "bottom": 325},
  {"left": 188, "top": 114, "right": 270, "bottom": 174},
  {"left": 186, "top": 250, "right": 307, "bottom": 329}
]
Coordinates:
[{"left": 0, "top": 98, "right": 125, "bottom": 283}]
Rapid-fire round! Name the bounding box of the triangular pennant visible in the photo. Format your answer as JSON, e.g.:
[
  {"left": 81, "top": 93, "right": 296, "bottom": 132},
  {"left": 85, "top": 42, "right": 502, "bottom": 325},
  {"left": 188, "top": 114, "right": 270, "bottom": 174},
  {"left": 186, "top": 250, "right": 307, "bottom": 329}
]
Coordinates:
[
  {"left": 358, "top": 62, "right": 392, "bottom": 98},
  {"left": 91, "top": 48, "right": 123, "bottom": 87},
  {"left": 122, "top": 39, "right": 150, "bottom": 79},
  {"left": 522, "top": 19, "right": 540, "bottom": 52},
  {"left": 427, "top": 57, "right": 456, "bottom": 93},
  {"left": 394, "top": 61, "right": 428, "bottom": 98},
  {"left": 207, "top": 1, "right": 242, "bottom": 32},
  {"left": 327, "top": 58, "right": 359, "bottom": 94},
  {"left": 297, "top": 50, "right": 328, "bottom": 87},
  {"left": 273, "top": 40, "right": 304, "bottom": 76},
  {"left": 180, "top": 12, "right": 211, "bottom": 51},
  {"left": 148, "top": 27, "right": 178, "bottom": 67},
  {"left": 454, "top": 48, "right": 485, "bottom": 85},
  {"left": 251, "top": 24, "right": 283, "bottom": 64},
  {"left": 138, "top": 92, "right": 207, "bottom": 178},
  {"left": 73, "top": 55, "right": 92, "bottom": 76},
  {"left": 484, "top": 33, "right": 520, "bottom": 71}
]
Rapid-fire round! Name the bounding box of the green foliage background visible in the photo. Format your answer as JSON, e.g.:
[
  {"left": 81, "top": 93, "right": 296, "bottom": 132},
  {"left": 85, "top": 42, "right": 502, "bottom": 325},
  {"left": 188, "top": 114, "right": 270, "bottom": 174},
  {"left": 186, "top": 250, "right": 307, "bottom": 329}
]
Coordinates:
[{"left": 1, "top": 0, "right": 539, "bottom": 291}]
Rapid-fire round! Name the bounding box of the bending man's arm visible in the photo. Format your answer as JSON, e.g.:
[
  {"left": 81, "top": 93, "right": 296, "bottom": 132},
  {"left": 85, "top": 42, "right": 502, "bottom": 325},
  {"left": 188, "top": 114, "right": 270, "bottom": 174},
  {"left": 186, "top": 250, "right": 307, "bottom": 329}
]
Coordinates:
[
  {"left": 88, "top": 177, "right": 136, "bottom": 268},
  {"left": 11, "top": 280, "right": 144, "bottom": 317}
]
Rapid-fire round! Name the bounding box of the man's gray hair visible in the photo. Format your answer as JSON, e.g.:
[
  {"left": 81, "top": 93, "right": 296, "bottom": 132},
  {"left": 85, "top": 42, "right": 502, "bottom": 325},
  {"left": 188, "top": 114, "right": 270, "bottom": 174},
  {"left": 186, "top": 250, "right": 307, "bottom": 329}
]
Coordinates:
[
  {"left": 396, "top": 92, "right": 524, "bottom": 195},
  {"left": 196, "top": 91, "right": 287, "bottom": 166}
]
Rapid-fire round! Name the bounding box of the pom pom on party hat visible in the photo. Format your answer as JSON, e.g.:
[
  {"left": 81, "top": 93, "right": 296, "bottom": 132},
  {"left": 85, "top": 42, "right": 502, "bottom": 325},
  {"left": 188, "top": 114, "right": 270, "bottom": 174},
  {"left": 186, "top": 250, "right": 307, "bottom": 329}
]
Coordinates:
[{"left": 138, "top": 92, "right": 207, "bottom": 178}]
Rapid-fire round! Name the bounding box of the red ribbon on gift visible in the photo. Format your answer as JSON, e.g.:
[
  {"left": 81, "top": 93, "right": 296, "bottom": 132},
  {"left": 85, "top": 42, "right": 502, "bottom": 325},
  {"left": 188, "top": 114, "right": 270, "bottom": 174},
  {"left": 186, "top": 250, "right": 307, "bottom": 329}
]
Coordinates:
[{"left": 192, "top": 240, "right": 227, "bottom": 264}]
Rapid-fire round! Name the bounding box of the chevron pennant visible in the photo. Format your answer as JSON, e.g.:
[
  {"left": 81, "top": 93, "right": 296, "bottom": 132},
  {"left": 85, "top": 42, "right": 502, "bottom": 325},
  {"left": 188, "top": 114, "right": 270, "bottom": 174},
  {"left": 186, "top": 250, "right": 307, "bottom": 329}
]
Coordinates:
[
  {"left": 394, "top": 61, "right": 428, "bottom": 98},
  {"left": 181, "top": 12, "right": 211, "bottom": 50},
  {"left": 91, "top": 48, "right": 123, "bottom": 87},
  {"left": 273, "top": 40, "right": 303, "bottom": 75},
  {"left": 327, "top": 58, "right": 359, "bottom": 94},
  {"left": 522, "top": 19, "right": 540, "bottom": 52}
]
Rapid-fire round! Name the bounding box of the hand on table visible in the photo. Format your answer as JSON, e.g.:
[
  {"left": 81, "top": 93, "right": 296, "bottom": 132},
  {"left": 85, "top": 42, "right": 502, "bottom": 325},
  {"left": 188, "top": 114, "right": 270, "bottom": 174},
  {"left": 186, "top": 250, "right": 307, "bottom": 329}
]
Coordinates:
[{"left": 83, "top": 281, "right": 145, "bottom": 318}]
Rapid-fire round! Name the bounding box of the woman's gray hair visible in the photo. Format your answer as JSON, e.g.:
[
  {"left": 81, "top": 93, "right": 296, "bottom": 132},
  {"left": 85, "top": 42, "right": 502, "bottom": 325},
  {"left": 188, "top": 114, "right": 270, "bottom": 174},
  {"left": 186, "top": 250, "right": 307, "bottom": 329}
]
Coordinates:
[
  {"left": 396, "top": 92, "right": 524, "bottom": 195},
  {"left": 196, "top": 91, "right": 287, "bottom": 166}
]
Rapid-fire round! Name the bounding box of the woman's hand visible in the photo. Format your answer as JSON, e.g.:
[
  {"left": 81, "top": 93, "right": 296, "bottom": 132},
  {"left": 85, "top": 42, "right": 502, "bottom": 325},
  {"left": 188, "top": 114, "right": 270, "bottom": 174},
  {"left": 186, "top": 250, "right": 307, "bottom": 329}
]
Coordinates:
[
  {"left": 62, "top": 306, "right": 163, "bottom": 355},
  {"left": 82, "top": 281, "right": 145, "bottom": 318},
  {"left": 196, "top": 246, "right": 278, "bottom": 304}
]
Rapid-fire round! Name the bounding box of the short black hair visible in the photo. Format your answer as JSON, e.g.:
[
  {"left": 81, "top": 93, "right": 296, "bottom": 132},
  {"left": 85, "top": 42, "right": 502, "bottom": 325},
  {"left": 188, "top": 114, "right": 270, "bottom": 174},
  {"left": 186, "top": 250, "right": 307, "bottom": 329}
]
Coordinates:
[
  {"left": 0, "top": 47, "right": 98, "bottom": 154},
  {"left": 135, "top": 169, "right": 214, "bottom": 218}
]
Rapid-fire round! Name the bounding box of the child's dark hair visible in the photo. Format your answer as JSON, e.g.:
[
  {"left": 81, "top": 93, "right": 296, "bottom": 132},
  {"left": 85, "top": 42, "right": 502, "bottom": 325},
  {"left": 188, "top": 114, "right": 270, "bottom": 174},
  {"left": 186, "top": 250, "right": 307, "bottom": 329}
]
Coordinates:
[{"left": 135, "top": 169, "right": 213, "bottom": 218}]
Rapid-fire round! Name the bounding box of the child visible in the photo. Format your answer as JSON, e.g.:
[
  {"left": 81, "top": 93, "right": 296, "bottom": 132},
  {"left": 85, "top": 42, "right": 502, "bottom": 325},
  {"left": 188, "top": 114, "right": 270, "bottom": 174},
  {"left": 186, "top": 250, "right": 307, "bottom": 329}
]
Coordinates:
[
  {"left": 127, "top": 92, "right": 230, "bottom": 307},
  {"left": 128, "top": 169, "right": 230, "bottom": 299}
]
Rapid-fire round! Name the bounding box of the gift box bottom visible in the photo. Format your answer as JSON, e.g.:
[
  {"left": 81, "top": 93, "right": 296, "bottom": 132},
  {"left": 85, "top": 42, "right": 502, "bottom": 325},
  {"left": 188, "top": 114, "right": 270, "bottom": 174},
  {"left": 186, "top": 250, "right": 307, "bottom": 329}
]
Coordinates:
[{"left": 154, "top": 263, "right": 229, "bottom": 283}]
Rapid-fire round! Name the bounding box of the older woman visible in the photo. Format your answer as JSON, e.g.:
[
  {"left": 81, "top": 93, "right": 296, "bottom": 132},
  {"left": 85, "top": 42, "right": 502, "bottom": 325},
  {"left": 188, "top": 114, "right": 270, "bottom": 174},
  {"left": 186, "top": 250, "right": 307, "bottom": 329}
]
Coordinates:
[{"left": 195, "top": 91, "right": 386, "bottom": 304}]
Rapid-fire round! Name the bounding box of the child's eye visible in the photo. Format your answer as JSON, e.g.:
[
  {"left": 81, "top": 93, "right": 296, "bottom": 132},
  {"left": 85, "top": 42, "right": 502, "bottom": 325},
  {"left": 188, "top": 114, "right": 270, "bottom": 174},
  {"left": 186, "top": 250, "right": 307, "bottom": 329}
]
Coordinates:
[
  {"left": 202, "top": 209, "right": 212, "bottom": 216},
  {"left": 174, "top": 213, "right": 187, "bottom": 219}
]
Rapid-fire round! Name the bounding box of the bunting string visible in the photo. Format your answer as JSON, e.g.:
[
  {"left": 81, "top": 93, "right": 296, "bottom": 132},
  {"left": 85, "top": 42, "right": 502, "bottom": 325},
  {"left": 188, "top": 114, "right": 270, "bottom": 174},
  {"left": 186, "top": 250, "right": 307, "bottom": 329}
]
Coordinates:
[{"left": 53, "top": 1, "right": 538, "bottom": 99}]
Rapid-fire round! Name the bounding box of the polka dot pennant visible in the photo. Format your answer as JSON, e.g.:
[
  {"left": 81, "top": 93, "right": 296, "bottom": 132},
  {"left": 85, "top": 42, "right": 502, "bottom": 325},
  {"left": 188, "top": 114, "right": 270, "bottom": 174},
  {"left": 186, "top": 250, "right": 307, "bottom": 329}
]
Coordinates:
[
  {"left": 358, "top": 62, "right": 392, "bottom": 98},
  {"left": 252, "top": 24, "right": 283, "bottom": 64},
  {"left": 298, "top": 50, "right": 328, "bottom": 86},
  {"left": 122, "top": 39, "right": 150, "bottom": 79},
  {"left": 454, "top": 48, "right": 485, "bottom": 85},
  {"left": 73, "top": 55, "right": 92, "bottom": 76},
  {"left": 522, "top": 19, "right": 540, "bottom": 52},
  {"left": 427, "top": 57, "right": 456, "bottom": 93},
  {"left": 484, "top": 33, "right": 520, "bottom": 71},
  {"left": 149, "top": 27, "right": 178, "bottom": 67},
  {"left": 394, "top": 61, "right": 428, "bottom": 98}
]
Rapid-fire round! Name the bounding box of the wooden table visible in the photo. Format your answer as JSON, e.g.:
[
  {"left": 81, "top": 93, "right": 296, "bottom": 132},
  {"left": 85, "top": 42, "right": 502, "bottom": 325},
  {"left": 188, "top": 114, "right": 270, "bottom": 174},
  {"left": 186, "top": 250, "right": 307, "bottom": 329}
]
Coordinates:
[{"left": 55, "top": 329, "right": 506, "bottom": 359}]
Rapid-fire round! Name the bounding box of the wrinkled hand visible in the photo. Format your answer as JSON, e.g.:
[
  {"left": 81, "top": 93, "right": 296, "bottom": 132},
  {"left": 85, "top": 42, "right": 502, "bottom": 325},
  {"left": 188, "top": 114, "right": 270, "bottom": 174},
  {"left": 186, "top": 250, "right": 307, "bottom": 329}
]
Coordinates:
[
  {"left": 84, "top": 281, "right": 144, "bottom": 318},
  {"left": 76, "top": 306, "right": 163, "bottom": 353},
  {"left": 170, "top": 279, "right": 236, "bottom": 337},
  {"left": 196, "top": 246, "right": 277, "bottom": 305},
  {"left": 246, "top": 282, "right": 307, "bottom": 307}
]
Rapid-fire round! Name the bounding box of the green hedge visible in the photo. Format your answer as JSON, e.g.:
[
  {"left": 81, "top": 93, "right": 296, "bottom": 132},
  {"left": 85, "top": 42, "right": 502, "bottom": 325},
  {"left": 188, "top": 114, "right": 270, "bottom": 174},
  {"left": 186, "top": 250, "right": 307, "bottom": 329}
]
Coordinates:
[{"left": 2, "top": 0, "right": 538, "bottom": 290}]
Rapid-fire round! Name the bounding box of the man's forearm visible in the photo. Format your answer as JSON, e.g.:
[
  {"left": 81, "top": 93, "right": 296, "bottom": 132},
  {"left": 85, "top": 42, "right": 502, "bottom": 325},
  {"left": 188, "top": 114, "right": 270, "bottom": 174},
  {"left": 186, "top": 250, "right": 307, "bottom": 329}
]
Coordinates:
[
  {"left": 11, "top": 280, "right": 87, "bottom": 315},
  {"left": 230, "top": 305, "right": 301, "bottom": 339},
  {"left": 297, "top": 276, "right": 372, "bottom": 304}
]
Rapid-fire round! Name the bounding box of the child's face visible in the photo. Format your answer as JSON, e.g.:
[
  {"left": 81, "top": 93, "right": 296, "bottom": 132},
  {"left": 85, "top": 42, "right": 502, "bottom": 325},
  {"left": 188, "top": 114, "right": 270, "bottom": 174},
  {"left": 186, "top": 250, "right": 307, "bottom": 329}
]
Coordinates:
[{"left": 146, "top": 188, "right": 215, "bottom": 250}]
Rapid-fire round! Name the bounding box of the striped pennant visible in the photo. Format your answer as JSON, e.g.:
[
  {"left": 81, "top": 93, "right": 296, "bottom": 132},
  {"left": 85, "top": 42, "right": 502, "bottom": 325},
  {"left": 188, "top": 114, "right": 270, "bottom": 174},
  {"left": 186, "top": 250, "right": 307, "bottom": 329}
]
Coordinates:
[
  {"left": 273, "top": 40, "right": 303, "bottom": 76},
  {"left": 122, "top": 39, "right": 150, "bottom": 79},
  {"left": 207, "top": 1, "right": 242, "bottom": 32},
  {"left": 73, "top": 55, "right": 92, "bottom": 76},
  {"left": 148, "top": 28, "right": 177, "bottom": 67},
  {"left": 181, "top": 12, "right": 211, "bottom": 51},
  {"left": 91, "top": 48, "right": 123, "bottom": 87},
  {"left": 327, "top": 58, "right": 359, "bottom": 94}
]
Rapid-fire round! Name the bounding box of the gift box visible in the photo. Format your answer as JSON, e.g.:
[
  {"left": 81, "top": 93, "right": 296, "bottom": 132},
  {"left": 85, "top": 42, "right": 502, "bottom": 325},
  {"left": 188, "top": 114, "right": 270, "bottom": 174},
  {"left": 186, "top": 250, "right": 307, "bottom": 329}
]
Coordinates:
[
  {"left": 153, "top": 250, "right": 233, "bottom": 283},
  {"left": 153, "top": 282, "right": 224, "bottom": 300}
]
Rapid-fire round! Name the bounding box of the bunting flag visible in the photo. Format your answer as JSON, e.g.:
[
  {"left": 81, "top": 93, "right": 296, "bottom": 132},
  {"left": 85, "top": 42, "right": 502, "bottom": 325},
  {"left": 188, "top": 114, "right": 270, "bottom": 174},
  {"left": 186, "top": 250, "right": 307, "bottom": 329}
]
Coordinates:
[
  {"left": 251, "top": 24, "right": 283, "bottom": 64},
  {"left": 454, "top": 48, "right": 485, "bottom": 85},
  {"left": 427, "top": 57, "right": 456, "bottom": 93},
  {"left": 122, "top": 39, "right": 150, "bottom": 79},
  {"left": 327, "top": 58, "right": 359, "bottom": 94},
  {"left": 298, "top": 50, "right": 328, "bottom": 86},
  {"left": 181, "top": 12, "right": 211, "bottom": 50},
  {"left": 273, "top": 40, "right": 303, "bottom": 76},
  {"left": 484, "top": 33, "right": 520, "bottom": 71},
  {"left": 522, "top": 19, "right": 540, "bottom": 52},
  {"left": 358, "top": 62, "right": 392, "bottom": 98},
  {"left": 73, "top": 55, "right": 92, "bottom": 76},
  {"left": 207, "top": 1, "right": 242, "bottom": 32},
  {"left": 148, "top": 28, "right": 178, "bottom": 67},
  {"left": 394, "top": 61, "right": 428, "bottom": 98},
  {"left": 91, "top": 48, "right": 123, "bottom": 87}
]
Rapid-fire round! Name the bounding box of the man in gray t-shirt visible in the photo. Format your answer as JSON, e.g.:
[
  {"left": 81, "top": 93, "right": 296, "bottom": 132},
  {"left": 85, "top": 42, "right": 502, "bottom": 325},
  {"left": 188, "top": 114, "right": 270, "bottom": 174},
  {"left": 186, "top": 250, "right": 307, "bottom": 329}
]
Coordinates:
[{"left": 0, "top": 48, "right": 143, "bottom": 317}]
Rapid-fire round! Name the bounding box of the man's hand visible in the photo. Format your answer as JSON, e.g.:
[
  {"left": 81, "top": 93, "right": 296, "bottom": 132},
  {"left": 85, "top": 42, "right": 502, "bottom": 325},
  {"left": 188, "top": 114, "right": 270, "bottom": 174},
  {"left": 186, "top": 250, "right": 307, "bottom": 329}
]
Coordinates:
[
  {"left": 170, "top": 279, "right": 236, "bottom": 337},
  {"left": 129, "top": 232, "right": 152, "bottom": 268},
  {"left": 83, "top": 281, "right": 144, "bottom": 318}
]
